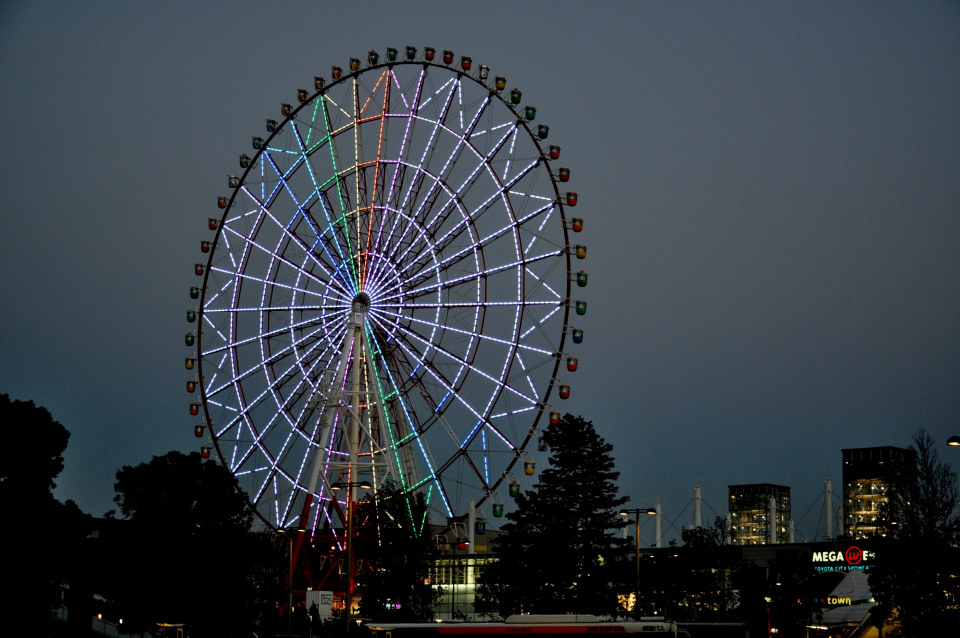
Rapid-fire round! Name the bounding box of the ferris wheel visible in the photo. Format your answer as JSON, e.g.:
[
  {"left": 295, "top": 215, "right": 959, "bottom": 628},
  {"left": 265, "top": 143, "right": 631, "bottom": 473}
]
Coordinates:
[{"left": 185, "top": 46, "right": 588, "bottom": 534}]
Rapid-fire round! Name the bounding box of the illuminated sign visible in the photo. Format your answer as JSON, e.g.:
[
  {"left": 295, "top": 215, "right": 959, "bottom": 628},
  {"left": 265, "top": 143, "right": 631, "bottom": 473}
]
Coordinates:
[{"left": 812, "top": 544, "right": 876, "bottom": 572}]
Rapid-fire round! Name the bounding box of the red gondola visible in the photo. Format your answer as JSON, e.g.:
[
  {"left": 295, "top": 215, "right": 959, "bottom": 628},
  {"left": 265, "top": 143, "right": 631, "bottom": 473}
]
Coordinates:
[
  {"left": 549, "top": 145, "right": 560, "bottom": 160},
  {"left": 200, "top": 240, "right": 212, "bottom": 253},
  {"left": 565, "top": 192, "right": 578, "bottom": 206},
  {"left": 190, "top": 401, "right": 200, "bottom": 416},
  {"left": 194, "top": 424, "right": 204, "bottom": 437},
  {"left": 297, "top": 89, "right": 308, "bottom": 103},
  {"left": 443, "top": 50, "right": 454, "bottom": 65},
  {"left": 558, "top": 168, "right": 570, "bottom": 182},
  {"left": 281, "top": 103, "right": 293, "bottom": 116},
  {"left": 571, "top": 217, "right": 583, "bottom": 232},
  {"left": 424, "top": 47, "right": 436, "bottom": 61},
  {"left": 559, "top": 385, "right": 570, "bottom": 399},
  {"left": 314, "top": 77, "right": 325, "bottom": 90},
  {"left": 549, "top": 411, "right": 560, "bottom": 425},
  {"left": 460, "top": 56, "right": 472, "bottom": 71},
  {"left": 208, "top": 218, "right": 219, "bottom": 231},
  {"left": 200, "top": 446, "right": 211, "bottom": 459},
  {"left": 195, "top": 263, "right": 205, "bottom": 276},
  {"left": 567, "top": 357, "right": 578, "bottom": 372},
  {"left": 331, "top": 66, "right": 343, "bottom": 80},
  {"left": 217, "top": 196, "right": 227, "bottom": 209}
]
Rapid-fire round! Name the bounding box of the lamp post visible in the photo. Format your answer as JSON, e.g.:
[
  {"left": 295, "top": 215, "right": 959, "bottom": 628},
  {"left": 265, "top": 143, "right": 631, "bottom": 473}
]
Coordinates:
[
  {"left": 619, "top": 508, "right": 657, "bottom": 618},
  {"left": 275, "top": 525, "right": 305, "bottom": 637},
  {"left": 331, "top": 479, "right": 372, "bottom": 632}
]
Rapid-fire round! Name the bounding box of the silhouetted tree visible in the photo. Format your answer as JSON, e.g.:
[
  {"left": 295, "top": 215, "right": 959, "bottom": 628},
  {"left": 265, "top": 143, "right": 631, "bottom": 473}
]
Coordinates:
[
  {"left": 108, "top": 450, "right": 280, "bottom": 637},
  {"left": 0, "top": 394, "right": 90, "bottom": 637},
  {"left": 869, "top": 429, "right": 960, "bottom": 634},
  {"left": 477, "top": 414, "right": 630, "bottom": 618},
  {"left": 354, "top": 481, "right": 442, "bottom": 621}
]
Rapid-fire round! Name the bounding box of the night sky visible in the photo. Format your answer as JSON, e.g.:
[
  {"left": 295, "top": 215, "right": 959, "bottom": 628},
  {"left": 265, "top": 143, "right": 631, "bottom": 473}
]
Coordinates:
[{"left": 2, "top": 2, "right": 958, "bottom": 544}]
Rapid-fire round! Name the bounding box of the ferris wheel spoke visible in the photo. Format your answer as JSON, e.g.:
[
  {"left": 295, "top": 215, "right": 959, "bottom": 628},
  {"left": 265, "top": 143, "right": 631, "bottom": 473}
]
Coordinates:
[
  {"left": 501, "top": 126, "right": 520, "bottom": 182},
  {"left": 207, "top": 311, "right": 346, "bottom": 400},
  {"left": 371, "top": 306, "right": 554, "bottom": 357},
  {"left": 320, "top": 95, "right": 360, "bottom": 287},
  {"left": 403, "top": 95, "right": 491, "bottom": 232},
  {"left": 234, "top": 188, "right": 357, "bottom": 298},
  {"left": 399, "top": 201, "right": 556, "bottom": 293},
  {"left": 396, "top": 79, "right": 458, "bottom": 221},
  {"left": 361, "top": 73, "right": 392, "bottom": 292},
  {"left": 204, "top": 310, "right": 339, "bottom": 357},
  {"left": 381, "top": 314, "right": 539, "bottom": 409},
  {"left": 391, "top": 156, "right": 538, "bottom": 279},
  {"left": 373, "top": 342, "right": 455, "bottom": 516},
  {"left": 261, "top": 152, "right": 356, "bottom": 281},
  {"left": 225, "top": 325, "right": 347, "bottom": 477},
  {"left": 395, "top": 250, "right": 562, "bottom": 301},
  {"left": 384, "top": 69, "right": 426, "bottom": 209},
  {"left": 369, "top": 312, "right": 518, "bottom": 432},
  {"left": 382, "top": 123, "right": 514, "bottom": 276},
  {"left": 209, "top": 265, "right": 340, "bottom": 306},
  {"left": 291, "top": 123, "right": 362, "bottom": 291}
]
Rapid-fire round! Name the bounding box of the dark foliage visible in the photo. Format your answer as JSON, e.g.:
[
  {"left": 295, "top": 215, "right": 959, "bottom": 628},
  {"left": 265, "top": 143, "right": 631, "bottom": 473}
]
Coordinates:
[
  {"left": 106, "top": 450, "right": 283, "bottom": 637},
  {"left": 354, "top": 481, "right": 442, "bottom": 621},
  {"left": 0, "top": 394, "right": 91, "bottom": 637},
  {"left": 646, "top": 517, "right": 741, "bottom": 620},
  {"left": 869, "top": 429, "right": 960, "bottom": 634},
  {"left": 477, "top": 414, "right": 630, "bottom": 618}
]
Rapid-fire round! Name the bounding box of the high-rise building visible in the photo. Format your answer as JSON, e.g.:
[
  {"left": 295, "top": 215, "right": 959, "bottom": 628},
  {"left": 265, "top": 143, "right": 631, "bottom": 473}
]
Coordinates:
[
  {"left": 728, "top": 484, "right": 791, "bottom": 545},
  {"left": 842, "top": 446, "right": 912, "bottom": 539}
]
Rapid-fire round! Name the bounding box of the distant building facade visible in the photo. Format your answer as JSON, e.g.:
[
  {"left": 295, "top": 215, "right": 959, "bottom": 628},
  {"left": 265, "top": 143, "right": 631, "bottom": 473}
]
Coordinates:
[
  {"left": 842, "top": 446, "right": 911, "bottom": 539},
  {"left": 728, "top": 484, "right": 791, "bottom": 545}
]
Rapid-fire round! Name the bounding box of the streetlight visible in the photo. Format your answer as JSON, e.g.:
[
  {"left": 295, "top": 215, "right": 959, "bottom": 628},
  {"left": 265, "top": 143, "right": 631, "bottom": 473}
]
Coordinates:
[
  {"left": 331, "top": 479, "right": 372, "bottom": 631},
  {"left": 619, "top": 507, "right": 657, "bottom": 618},
  {"left": 948, "top": 436, "right": 960, "bottom": 447}
]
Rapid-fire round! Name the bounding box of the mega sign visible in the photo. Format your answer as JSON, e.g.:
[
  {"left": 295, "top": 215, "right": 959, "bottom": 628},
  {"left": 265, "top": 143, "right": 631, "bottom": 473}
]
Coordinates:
[{"left": 812, "top": 544, "right": 875, "bottom": 572}]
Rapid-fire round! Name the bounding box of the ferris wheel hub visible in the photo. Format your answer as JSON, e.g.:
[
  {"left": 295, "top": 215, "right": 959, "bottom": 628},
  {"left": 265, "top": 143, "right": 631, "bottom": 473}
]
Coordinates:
[{"left": 352, "top": 292, "right": 371, "bottom": 314}]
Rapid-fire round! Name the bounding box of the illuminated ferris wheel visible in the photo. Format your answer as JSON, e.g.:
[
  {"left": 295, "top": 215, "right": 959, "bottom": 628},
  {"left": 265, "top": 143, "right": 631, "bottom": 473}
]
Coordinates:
[{"left": 184, "top": 46, "right": 588, "bottom": 534}]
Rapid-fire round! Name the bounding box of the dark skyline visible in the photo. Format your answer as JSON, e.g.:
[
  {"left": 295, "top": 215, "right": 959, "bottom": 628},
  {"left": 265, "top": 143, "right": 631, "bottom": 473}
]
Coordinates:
[{"left": 2, "top": 2, "right": 958, "bottom": 544}]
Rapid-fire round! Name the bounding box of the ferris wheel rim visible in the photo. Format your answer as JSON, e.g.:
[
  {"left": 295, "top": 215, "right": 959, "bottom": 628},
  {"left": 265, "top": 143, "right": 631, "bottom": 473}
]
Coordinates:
[{"left": 195, "top": 56, "right": 576, "bottom": 527}]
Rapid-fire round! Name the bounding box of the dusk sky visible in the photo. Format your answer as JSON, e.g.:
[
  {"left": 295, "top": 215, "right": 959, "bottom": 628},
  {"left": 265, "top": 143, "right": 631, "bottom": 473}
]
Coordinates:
[{"left": 2, "top": 2, "right": 958, "bottom": 544}]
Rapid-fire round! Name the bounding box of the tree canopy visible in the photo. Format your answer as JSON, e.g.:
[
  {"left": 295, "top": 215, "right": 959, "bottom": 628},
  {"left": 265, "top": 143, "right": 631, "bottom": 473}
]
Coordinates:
[
  {"left": 107, "top": 450, "right": 278, "bottom": 637},
  {"left": 477, "top": 414, "right": 630, "bottom": 618},
  {"left": 869, "top": 429, "right": 960, "bottom": 634},
  {"left": 0, "top": 394, "right": 92, "bottom": 635}
]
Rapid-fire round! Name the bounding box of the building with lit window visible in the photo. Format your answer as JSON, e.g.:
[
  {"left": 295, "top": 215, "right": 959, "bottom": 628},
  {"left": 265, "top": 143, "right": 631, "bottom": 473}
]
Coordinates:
[
  {"left": 842, "top": 446, "right": 911, "bottom": 539},
  {"left": 728, "top": 484, "right": 791, "bottom": 545}
]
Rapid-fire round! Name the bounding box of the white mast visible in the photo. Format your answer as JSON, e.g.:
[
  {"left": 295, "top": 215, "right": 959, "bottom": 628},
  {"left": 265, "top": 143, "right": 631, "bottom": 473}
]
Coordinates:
[
  {"left": 654, "top": 500, "right": 663, "bottom": 548},
  {"left": 468, "top": 499, "right": 476, "bottom": 555},
  {"left": 768, "top": 496, "right": 778, "bottom": 544},
  {"left": 825, "top": 478, "right": 834, "bottom": 541},
  {"left": 693, "top": 483, "right": 702, "bottom": 529}
]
